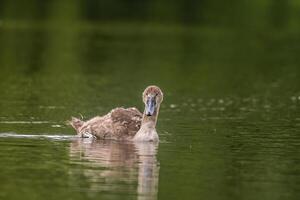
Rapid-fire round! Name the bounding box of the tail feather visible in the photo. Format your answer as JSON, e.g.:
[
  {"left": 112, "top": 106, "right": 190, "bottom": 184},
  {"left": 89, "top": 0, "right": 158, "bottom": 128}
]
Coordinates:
[{"left": 67, "top": 117, "right": 84, "bottom": 133}]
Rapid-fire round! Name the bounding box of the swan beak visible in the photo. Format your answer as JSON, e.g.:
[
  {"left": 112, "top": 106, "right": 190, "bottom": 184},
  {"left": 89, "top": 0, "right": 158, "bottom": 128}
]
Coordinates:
[{"left": 146, "top": 96, "right": 156, "bottom": 116}]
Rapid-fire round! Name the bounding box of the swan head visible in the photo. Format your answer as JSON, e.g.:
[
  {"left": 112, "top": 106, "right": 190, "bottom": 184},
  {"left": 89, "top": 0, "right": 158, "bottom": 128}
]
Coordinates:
[{"left": 142, "top": 86, "right": 163, "bottom": 116}]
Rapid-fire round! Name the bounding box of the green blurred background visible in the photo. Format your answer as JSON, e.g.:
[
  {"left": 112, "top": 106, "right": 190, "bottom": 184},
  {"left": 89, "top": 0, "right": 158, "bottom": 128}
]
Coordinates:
[{"left": 0, "top": 0, "right": 299, "bottom": 124}]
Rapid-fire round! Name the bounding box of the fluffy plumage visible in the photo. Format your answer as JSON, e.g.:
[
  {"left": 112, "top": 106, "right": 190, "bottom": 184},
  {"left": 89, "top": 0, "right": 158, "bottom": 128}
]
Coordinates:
[{"left": 68, "top": 86, "right": 163, "bottom": 142}]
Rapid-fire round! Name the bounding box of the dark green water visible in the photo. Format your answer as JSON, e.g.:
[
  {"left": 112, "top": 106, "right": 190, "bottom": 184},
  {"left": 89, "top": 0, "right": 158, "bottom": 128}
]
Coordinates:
[{"left": 0, "top": 1, "right": 300, "bottom": 200}]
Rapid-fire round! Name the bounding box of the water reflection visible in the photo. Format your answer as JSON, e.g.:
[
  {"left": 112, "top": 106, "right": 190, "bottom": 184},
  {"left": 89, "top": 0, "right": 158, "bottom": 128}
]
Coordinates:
[{"left": 69, "top": 139, "right": 159, "bottom": 200}]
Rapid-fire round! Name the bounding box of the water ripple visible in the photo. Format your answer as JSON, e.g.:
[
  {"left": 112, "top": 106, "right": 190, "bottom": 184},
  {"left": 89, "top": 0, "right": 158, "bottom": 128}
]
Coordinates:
[{"left": 0, "top": 133, "right": 77, "bottom": 140}]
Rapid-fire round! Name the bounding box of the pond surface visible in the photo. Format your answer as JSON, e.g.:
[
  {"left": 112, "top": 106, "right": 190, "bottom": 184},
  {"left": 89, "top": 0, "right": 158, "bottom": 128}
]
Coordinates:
[{"left": 0, "top": 1, "right": 300, "bottom": 200}]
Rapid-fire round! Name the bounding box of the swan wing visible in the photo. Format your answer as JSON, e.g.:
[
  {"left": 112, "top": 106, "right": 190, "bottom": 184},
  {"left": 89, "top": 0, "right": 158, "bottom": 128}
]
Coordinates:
[{"left": 111, "top": 107, "right": 143, "bottom": 137}]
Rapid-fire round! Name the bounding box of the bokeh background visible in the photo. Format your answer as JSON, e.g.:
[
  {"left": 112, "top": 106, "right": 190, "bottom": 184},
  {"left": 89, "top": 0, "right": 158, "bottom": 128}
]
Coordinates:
[{"left": 0, "top": 1, "right": 299, "bottom": 200}]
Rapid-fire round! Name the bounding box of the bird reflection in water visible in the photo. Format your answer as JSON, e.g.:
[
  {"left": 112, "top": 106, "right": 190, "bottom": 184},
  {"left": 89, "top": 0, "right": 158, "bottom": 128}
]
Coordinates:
[{"left": 69, "top": 139, "right": 159, "bottom": 200}]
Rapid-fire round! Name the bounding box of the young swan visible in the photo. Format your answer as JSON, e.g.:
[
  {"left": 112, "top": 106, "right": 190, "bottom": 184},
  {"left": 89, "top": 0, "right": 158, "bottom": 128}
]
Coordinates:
[
  {"left": 68, "top": 86, "right": 163, "bottom": 142},
  {"left": 133, "top": 86, "right": 163, "bottom": 142}
]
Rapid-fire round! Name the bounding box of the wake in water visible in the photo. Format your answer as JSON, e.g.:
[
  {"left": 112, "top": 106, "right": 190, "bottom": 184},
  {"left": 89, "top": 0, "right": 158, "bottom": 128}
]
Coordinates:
[{"left": 0, "top": 133, "right": 78, "bottom": 141}]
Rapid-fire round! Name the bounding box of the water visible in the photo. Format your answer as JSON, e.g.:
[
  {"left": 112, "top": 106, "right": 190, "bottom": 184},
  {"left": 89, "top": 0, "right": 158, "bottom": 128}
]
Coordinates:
[{"left": 0, "top": 1, "right": 300, "bottom": 200}]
